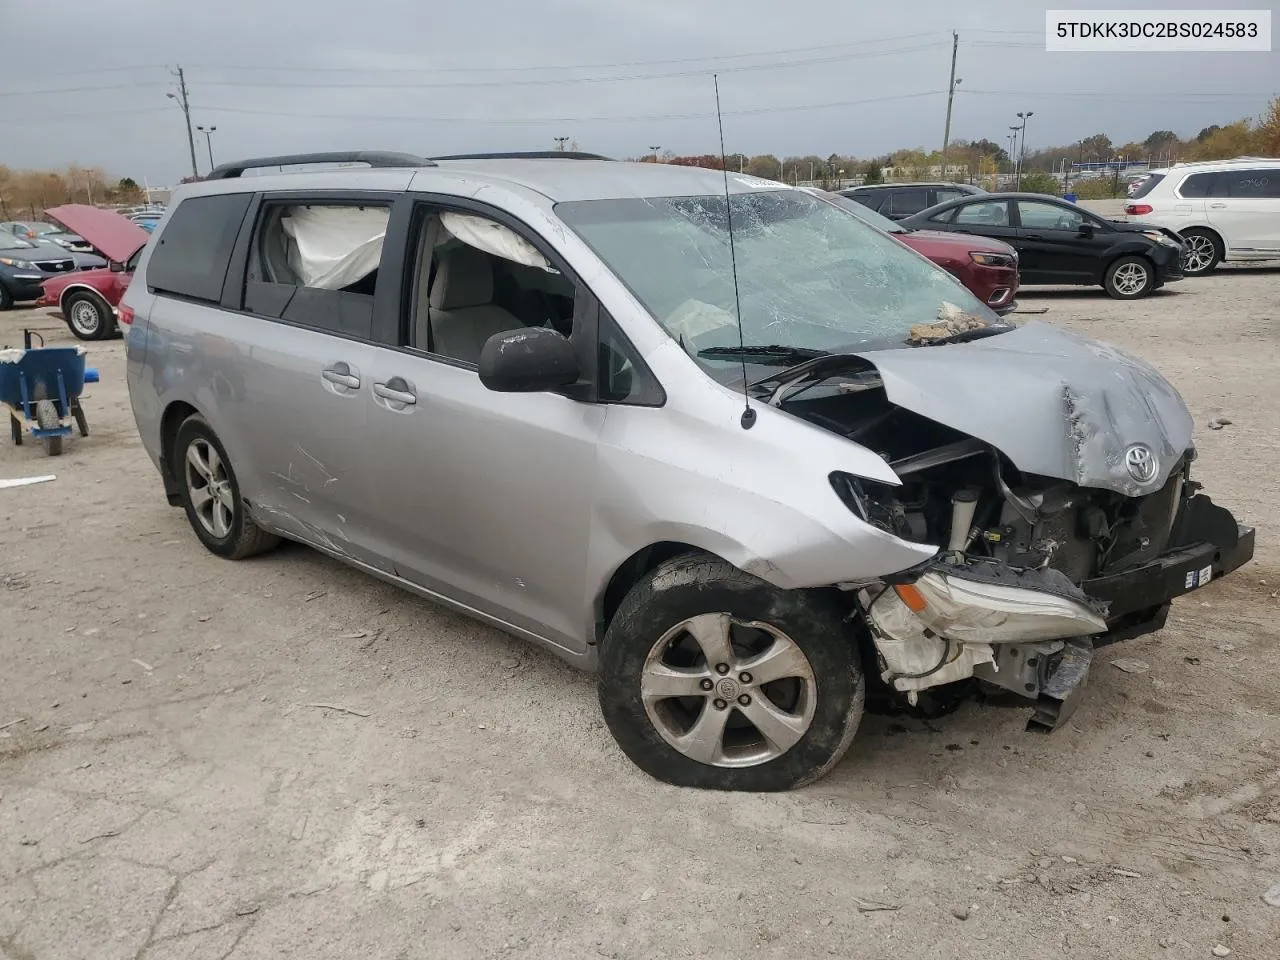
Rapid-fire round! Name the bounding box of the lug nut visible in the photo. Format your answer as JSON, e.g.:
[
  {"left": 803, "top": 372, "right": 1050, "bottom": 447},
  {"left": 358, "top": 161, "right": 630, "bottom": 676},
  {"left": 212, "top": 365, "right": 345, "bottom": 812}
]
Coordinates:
[
  {"left": 713, "top": 698, "right": 728, "bottom": 710},
  {"left": 737, "top": 694, "right": 751, "bottom": 706},
  {"left": 739, "top": 672, "right": 752, "bottom": 684},
  {"left": 699, "top": 678, "right": 713, "bottom": 691},
  {"left": 715, "top": 663, "right": 730, "bottom": 675}
]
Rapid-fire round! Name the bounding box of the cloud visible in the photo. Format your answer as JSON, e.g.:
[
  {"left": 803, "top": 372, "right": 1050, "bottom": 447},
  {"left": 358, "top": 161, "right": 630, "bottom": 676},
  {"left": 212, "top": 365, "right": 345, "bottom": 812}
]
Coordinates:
[{"left": 1, "top": 0, "right": 1274, "bottom": 183}]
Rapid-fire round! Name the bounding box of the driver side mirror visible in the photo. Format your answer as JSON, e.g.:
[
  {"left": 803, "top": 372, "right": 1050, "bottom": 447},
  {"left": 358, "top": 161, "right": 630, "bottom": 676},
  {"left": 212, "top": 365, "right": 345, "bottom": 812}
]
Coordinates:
[
  {"left": 1077, "top": 222, "right": 1095, "bottom": 238},
  {"left": 109, "top": 261, "right": 125, "bottom": 273},
  {"left": 479, "top": 327, "right": 580, "bottom": 393}
]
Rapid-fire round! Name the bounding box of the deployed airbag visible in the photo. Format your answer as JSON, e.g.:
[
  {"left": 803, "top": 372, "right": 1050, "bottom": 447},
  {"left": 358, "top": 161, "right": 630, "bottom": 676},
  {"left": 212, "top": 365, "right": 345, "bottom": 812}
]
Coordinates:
[{"left": 282, "top": 205, "right": 389, "bottom": 290}]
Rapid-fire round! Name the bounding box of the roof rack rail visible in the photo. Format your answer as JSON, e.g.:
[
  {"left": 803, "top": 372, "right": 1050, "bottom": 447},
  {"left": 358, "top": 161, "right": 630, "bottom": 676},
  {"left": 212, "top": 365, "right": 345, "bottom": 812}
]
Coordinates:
[
  {"left": 205, "top": 151, "right": 434, "bottom": 180},
  {"left": 428, "top": 151, "right": 613, "bottom": 161}
]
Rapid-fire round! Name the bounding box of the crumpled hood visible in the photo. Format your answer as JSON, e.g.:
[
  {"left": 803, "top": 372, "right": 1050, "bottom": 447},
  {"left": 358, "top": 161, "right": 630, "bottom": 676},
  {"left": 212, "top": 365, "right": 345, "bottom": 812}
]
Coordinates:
[{"left": 853, "top": 321, "right": 1194, "bottom": 496}]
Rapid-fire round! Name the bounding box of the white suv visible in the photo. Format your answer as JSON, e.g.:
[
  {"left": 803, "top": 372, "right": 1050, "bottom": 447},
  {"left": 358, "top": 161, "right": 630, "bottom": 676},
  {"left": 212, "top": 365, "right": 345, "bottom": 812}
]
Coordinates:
[{"left": 1124, "top": 157, "right": 1280, "bottom": 275}]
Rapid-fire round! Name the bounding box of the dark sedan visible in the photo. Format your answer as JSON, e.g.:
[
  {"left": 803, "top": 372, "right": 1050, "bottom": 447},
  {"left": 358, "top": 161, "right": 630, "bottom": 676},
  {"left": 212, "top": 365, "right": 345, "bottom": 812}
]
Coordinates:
[
  {"left": 898, "top": 193, "right": 1185, "bottom": 300},
  {"left": 0, "top": 236, "right": 77, "bottom": 309}
]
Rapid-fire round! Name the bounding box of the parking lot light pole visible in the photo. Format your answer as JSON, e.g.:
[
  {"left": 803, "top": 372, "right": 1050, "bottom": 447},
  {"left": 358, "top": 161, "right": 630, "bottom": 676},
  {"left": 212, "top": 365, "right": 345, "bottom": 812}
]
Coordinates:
[
  {"left": 1015, "top": 110, "right": 1034, "bottom": 190},
  {"left": 197, "top": 125, "right": 217, "bottom": 170}
]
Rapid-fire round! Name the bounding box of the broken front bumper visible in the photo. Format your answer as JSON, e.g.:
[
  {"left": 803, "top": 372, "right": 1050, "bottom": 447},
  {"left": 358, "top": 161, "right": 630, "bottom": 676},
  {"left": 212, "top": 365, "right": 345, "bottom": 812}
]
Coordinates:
[{"left": 866, "top": 495, "right": 1255, "bottom": 729}]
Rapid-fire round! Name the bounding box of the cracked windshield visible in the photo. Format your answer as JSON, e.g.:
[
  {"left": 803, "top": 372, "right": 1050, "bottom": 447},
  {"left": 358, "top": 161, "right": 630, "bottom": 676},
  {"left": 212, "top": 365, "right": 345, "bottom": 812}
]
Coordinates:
[{"left": 556, "top": 188, "right": 997, "bottom": 382}]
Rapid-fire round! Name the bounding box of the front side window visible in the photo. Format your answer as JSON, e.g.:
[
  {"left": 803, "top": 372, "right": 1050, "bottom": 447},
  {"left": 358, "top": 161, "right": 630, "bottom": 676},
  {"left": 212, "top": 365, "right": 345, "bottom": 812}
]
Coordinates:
[
  {"left": 148, "top": 193, "right": 252, "bottom": 303},
  {"left": 1017, "top": 200, "right": 1084, "bottom": 231},
  {"left": 406, "top": 208, "right": 577, "bottom": 365},
  {"left": 244, "top": 200, "right": 391, "bottom": 338},
  {"left": 556, "top": 189, "right": 995, "bottom": 386},
  {"left": 1225, "top": 169, "right": 1280, "bottom": 198}
]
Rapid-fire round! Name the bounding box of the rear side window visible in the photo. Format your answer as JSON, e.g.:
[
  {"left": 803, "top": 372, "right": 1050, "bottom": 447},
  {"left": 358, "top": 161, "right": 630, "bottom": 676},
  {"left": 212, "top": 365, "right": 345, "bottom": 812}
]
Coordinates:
[
  {"left": 953, "top": 200, "right": 1009, "bottom": 225},
  {"left": 1128, "top": 173, "right": 1165, "bottom": 199},
  {"left": 883, "top": 190, "right": 929, "bottom": 217},
  {"left": 147, "top": 193, "right": 251, "bottom": 302},
  {"left": 1178, "top": 173, "right": 1224, "bottom": 199},
  {"left": 844, "top": 191, "right": 885, "bottom": 212},
  {"left": 244, "top": 200, "right": 392, "bottom": 339},
  {"left": 933, "top": 188, "right": 965, "bottom": 204}
]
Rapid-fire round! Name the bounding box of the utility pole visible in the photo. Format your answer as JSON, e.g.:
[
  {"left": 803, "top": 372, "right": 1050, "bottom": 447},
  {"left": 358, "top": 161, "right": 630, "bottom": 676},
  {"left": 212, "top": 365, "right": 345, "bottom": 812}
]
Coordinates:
[
  {"left": 168, "top": 66, "right": 199, "bottom": 179},
  {"left": 940, "top": 31, "right": 959, "bottom": 179},
  {"left": 554, "top": 136, "right": 569, "bottom": 152},
  {"left": 648, "top": 145, "right": 661, "bottom": 163}
]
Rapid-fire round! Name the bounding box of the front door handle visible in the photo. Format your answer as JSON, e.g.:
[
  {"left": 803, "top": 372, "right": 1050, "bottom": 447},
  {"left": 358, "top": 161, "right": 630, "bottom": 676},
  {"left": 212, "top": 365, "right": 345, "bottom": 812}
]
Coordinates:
[
  {"left": 373, "top": 377, "right": 417, "bottom": 406},
  {"left": 1022, "top": 234, "right": 1045, "bottom": 241},
  {"left": 322, "top": 362, "right": 360, "bottom": 389},
  {"left": 1209, "top": 202, "right": 1227, "bottom": 209}
]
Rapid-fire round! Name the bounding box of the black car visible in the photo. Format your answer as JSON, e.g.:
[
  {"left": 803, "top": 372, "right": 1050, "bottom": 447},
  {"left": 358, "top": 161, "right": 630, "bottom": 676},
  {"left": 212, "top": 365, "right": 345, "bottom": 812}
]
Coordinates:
[
  {"left": 840, "top": 182, "right": 985, "bottom": 221},
  {"left": 0, "top": 236, "right": 77, "bottom": 310},
  {"left": 898, "top": 192, "right": 1186, "bottom": 300}
]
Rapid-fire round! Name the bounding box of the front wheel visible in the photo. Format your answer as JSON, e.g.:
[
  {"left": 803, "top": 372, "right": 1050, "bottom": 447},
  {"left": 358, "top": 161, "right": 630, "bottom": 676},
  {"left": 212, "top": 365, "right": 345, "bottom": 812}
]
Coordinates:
[
  {"left": 1104, "top": 256, "right": 1155, "bottom": 300},
  {"left": 63, "top": 291, "right": 115, "bottom": 341},
  {"left": 599, "top": 553, "right": 865, "bottom": 791},
  {"left": 172, "top": 414, "right": 280, "bottom": 560}
]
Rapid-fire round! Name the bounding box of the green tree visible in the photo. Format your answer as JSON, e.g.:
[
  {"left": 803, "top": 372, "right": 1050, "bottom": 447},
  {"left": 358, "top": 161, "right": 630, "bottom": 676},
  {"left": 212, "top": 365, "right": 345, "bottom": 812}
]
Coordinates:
[
  {"left": 1254, "top": 96, "right": 1280, "bottom": 155},
  {"left": 1079, "top": 134, "right": 1113, "bottom": 162},
  {"left": 861, "top": 162, "right": 883, "bottom": 185},
  {"left": 1019, "top": 170, "right": 1060, "bottom": 195}
]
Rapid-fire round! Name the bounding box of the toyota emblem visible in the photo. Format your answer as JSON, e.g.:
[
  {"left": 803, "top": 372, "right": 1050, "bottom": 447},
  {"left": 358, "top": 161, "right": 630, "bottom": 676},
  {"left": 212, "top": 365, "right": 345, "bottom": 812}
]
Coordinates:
[{"left": 1124, "top": 443, "right": 1158, "bottom": 483}]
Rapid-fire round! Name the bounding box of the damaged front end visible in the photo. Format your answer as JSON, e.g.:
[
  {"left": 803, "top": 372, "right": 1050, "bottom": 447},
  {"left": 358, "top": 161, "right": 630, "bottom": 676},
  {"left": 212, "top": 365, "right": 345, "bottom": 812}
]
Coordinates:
[{"left": 778, "top": 324, "right": 1256, "bottom": 730}]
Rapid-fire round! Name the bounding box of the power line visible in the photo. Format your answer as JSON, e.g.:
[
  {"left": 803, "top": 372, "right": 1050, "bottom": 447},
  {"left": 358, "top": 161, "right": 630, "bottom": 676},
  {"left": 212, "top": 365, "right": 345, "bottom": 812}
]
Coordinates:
[
  {"left": 197, "top": 89, "right": 945, "bottom": 125},
  {"left": 189, "top": 44, "right": 948, "bottom": 91},
  {"left": 0, "top": 106, "right": 172, "bottom": 123},
  {"left": 0, "top": 81, "right": 167, "bottom": 99},
  {"left": 184, "top": 31, "right": 949, "bottom": 75},
  {"left": 963, "top": 88, "right": 1270, "bottom": 101}
]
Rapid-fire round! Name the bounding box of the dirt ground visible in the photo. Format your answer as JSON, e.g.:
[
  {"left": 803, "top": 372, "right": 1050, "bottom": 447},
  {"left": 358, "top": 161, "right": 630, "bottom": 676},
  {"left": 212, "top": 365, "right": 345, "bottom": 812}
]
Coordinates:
[{"left": 3, "top": 267, "right": 1279, "bottom": 960}]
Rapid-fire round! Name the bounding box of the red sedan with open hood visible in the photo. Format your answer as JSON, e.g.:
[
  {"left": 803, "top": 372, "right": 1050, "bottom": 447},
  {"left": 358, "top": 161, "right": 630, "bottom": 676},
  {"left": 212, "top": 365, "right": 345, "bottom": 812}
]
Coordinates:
[
  {"left": 37, "top": 204, "right": 151, "bottom": 340},
  {"left": 804, "top": 188, "right": 1019, "bottom": 314}
]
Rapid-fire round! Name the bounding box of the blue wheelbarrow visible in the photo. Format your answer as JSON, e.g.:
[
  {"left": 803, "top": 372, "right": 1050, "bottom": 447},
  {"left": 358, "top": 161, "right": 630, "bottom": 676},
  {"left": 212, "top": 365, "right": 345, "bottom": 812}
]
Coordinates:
[{"left": 1, "top": 330, "right": 99, "bottom": 457}]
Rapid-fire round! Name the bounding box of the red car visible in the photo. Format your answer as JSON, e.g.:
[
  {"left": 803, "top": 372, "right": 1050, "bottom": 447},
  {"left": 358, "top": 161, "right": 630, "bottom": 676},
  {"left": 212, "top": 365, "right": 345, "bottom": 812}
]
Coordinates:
[
  {"left": 37, "top": 205, "right": 151, "bottom": 340},
  {"left": 807, "top": 189, "right": 1019, "bottom": 314}
]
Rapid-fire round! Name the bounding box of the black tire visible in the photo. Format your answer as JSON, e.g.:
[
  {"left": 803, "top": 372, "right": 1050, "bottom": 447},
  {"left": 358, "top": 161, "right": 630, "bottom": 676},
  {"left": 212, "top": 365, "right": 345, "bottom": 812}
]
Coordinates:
[
  {"left": 70, "top": 399, "right": 89, "bottom": 437},
  {"left": 36, "top": 400, "right": 62, "bottom": 456},
  {"left": 0, "top": 283, "right": 13, "bottom": 311},
  {"left": 62, "top": 291, "right": 115, "bottom": 341},
  {"left": 1103, "top": 255, "right": 1155, "bottom": 300},
  {"left": 1179, "top": 228, "right": 1222, "bottom": 276},
  {"left": 599, "top": 552, "right": 865, "bottom": 791},
  {"left": 172, "top": 414, "right": 280, "bottom": 560}
]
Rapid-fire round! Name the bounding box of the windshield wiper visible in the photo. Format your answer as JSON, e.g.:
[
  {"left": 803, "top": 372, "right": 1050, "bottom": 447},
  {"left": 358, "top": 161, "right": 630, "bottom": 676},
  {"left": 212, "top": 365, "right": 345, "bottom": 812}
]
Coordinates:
[{"left": 697, "top": 344, "right": 829, "bottom": 363}]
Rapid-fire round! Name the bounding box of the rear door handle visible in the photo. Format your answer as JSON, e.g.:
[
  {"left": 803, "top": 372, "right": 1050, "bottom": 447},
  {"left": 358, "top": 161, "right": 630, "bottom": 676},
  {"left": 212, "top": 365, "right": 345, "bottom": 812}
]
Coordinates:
[
  {"left": 373, "top": 377, "right": 417, "bottom": 406},
  {"left": 1022, "top": 234, "right": 1045, "bottom": 241},
  {"left": 1209, "top": 202, "right": 1227, "bottom": 209},
  {"left": 322, "top": 362, "right": 360, "bottom": 389}
]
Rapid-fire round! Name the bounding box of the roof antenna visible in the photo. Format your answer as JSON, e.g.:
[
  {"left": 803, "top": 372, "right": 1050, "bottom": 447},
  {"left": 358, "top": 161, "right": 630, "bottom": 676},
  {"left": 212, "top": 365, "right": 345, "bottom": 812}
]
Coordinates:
[{"left": 714, "top": 73, "right": 755, "bottom": 430}]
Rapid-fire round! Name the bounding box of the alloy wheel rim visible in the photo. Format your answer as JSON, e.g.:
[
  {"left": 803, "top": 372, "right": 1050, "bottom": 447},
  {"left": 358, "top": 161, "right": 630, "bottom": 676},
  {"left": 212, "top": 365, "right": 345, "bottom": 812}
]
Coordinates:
[
  {"left": 184, "top": 439, "right": 235, "bottom": 538},
  {"left": 640, "top": 612, "right": 817, "bottom": 768},
  {"left": 69, "top": 300, "right": 101, "bottom": 335},
  {"left": 1183, "top": 236, "right": 1215, "bottom": 273},
  {"left": 1113, "top": 262, "right": 1148, "bottom": 296}
]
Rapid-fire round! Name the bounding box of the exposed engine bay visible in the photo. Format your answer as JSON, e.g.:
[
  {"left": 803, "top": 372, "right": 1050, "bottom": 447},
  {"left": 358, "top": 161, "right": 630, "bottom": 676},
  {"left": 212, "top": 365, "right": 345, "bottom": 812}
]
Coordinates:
[{"left": 765, "top": 338, "right": 1255, "bottom": 731}]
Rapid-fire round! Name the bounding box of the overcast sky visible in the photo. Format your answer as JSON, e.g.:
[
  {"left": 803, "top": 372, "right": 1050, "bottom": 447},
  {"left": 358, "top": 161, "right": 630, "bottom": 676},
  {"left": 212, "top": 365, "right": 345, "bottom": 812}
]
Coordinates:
[{"left": 2, "top": 0, "right": 1275, "bottom": 185}]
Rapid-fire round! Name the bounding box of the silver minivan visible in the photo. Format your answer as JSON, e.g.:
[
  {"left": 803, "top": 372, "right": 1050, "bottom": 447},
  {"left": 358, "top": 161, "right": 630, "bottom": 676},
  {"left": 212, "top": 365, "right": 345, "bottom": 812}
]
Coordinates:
[{"left": 124, "top": 151, "right": 1254, "bottom": 791}]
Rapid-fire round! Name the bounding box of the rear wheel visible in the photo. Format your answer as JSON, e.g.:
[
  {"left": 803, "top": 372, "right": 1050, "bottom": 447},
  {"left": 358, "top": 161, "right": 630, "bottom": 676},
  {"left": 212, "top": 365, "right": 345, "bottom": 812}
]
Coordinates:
[
  {"left": 599, "top": 553, "right": 865, "bottom": 791},
  {"left": 1104, "top": 256, "right": 1155, "bottom": 300},
  {"left": 173, "top": 414, "right": 280, "bottom": 560},
  {"left": 1180, "top": 229, "right": 1221, "bottom": 276},
  {"left": 0, "top": 283, "right": 13, "bottom": 311},
  {"left": 63, "top": 291, "right": 114, "bottom": 341}
]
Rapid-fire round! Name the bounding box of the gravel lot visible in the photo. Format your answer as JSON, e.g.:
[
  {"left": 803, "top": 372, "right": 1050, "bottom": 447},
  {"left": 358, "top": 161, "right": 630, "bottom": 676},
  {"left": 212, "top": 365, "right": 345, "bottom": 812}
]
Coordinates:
[{"left": 3, "top": 267, "right": 1279, "bottom": 959}]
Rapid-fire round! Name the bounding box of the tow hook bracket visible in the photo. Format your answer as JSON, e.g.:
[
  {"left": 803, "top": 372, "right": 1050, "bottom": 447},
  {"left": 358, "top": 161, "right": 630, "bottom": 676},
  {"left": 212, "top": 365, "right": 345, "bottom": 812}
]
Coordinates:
[{"left": 1028, "top": 638, "right": 1094, "bottom": 733}]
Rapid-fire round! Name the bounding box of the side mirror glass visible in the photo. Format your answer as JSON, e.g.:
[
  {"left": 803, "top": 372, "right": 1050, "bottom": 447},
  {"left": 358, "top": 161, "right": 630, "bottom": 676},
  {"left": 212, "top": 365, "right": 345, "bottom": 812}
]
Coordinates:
[{"left": 478, "top": 327, "right": 580, "bottom": 393}]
